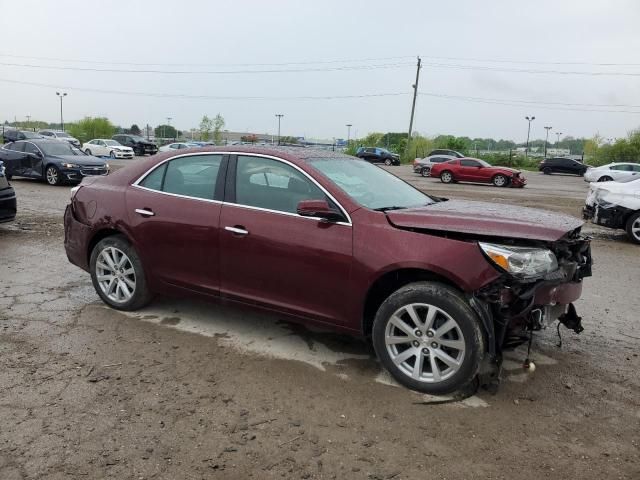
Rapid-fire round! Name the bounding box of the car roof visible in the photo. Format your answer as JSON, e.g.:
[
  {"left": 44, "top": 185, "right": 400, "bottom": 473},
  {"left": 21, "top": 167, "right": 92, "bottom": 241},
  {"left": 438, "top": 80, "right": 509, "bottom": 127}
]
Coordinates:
[{"left": 13, "top": 139, "right": 71, "bottom": 145}]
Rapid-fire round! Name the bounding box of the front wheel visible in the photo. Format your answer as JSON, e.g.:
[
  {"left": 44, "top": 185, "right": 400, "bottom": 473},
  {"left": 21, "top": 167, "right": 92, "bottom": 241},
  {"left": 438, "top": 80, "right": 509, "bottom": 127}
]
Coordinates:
[
  {"left": 598, "top": 175, "right": 613, "bottom": 182},
  {"left": 543, "top": 167, "right": 552, "bottom": 175},
  {"left": 110, "top": 150, "right": 116, "bottom": 159},
  {"left": 45, "top": 165, "right": 62, "bottom": 186},
  {"left": 384, "top": 158, "right": 392, "bottom": 166},
  {"left": 440, "top": 171, "right": 454, "bottom": 184},
  {"left": 492, "top": 174, "right": 509, "bottom": 187},
  {"left": 85, "top": 149, "right": 92, "bottom": 156},
  {"left": 90, "top": 235, "right": 153, "bottom": 310},
  {"left": 625, "top": 212, "right": 640, "bottom": 245},
  {"left": 372, "top": 282, "right": 485, "bottom": 395}
]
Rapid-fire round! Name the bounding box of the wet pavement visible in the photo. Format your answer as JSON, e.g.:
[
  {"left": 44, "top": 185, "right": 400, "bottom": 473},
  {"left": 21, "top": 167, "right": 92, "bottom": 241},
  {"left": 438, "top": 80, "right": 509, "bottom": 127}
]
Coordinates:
[{"left": 1, "top": 168, "right": 638, "bottom": 479}]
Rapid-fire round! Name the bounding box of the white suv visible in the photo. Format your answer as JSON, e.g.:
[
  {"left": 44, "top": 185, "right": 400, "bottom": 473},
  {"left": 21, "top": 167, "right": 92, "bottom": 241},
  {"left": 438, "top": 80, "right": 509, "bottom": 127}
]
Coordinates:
[{"left": 38, "top": 130, "right": 81, "bottom": 147}]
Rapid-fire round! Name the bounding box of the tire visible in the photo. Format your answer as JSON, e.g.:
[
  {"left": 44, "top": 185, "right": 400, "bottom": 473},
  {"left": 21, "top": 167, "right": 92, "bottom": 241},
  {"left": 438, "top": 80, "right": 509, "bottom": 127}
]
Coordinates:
[
  {"left": 598, "top": 175, "right": 613, "bottom": 182},
  {"left": 440, "top": 171, "right": 454, "bottom": 184},
  {"left": 45, "top": 165, "right": 62, "bottom": 186},
  {"left": 110, "top": 150, "right": 116, "bottom": 159},
  {"left": 384, "top": 158, "right": 392, "bottom": 166},
  {"left": 543, "top": 167, "right": 552, "bottom": 175},
  {"left": 421, "top": 167, "right": 430, "bottom": 177},
  {"left": 625, "top": 212, "right": 640, "bottom": 245},
  {"left": 90, "top": 235, "right": 153, "bottom": 311},
  {"left": 492, "top": 174, "right": 509, "bottom": 187},
  {"left": 85, "top": 149, "right": 92, "bottom": 156},
  {"left": 372, "top": 281, "right": 485, "bottom": 395}
]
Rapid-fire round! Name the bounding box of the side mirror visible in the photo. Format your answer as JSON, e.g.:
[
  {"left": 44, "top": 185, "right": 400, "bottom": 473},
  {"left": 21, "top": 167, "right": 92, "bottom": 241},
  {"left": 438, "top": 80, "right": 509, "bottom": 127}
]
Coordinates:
[{"left": 297, "top": 199, "right": 343, "bottom": 222}]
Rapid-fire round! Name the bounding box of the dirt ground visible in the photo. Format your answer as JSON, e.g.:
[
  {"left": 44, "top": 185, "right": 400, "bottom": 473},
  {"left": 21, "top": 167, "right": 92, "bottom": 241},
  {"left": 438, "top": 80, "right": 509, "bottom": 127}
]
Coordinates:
[{"left": 1, "top": 166, "right": 638, "bottom": 479}]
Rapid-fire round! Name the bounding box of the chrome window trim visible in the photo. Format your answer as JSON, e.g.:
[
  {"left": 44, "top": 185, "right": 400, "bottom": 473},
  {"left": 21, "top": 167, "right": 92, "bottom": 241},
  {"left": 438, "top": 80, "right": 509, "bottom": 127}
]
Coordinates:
[{"left": 132, "top": 151, "right": 353, "bottom": 226}]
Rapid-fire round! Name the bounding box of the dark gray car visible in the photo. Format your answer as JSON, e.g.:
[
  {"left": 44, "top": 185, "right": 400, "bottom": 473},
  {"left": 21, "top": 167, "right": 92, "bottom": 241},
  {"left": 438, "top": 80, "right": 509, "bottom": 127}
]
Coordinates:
[{"left": 0, "top": 140, "right": 109, "bottom": 186}]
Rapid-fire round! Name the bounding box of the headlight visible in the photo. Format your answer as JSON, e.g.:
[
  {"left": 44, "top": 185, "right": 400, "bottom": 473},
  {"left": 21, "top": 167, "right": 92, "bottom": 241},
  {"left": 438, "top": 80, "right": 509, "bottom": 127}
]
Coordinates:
[
  {"left": 479, "top": 242, "right": 558, "bottom": 279},
  {"left": 105, "top": 163, "right": 110, "bottom": 170},
  {"left": 61, "top": 162, "right": 79, "bottom": 168}
]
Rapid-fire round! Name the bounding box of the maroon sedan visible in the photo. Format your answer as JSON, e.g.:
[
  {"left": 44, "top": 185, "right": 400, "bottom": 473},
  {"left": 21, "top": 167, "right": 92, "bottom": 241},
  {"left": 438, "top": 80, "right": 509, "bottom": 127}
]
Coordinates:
[
  {"left": 430, "top": 158, "right": 526, "bottom": 187},
  {"left": 64, "top": 147, "right": 591, "bottom": 394}
]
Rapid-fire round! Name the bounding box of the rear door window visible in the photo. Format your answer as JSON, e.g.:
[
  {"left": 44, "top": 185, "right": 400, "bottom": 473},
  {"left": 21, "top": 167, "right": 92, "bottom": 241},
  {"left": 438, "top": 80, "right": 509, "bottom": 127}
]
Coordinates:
[{"left": 139, "top": 154, "right": 222, "bottom": 200}]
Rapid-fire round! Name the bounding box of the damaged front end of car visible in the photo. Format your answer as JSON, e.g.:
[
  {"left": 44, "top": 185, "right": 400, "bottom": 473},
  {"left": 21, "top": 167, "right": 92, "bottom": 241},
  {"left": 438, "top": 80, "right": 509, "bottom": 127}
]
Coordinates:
[{"left": 468, "top": 228, "right": 592, "bottom": 391}]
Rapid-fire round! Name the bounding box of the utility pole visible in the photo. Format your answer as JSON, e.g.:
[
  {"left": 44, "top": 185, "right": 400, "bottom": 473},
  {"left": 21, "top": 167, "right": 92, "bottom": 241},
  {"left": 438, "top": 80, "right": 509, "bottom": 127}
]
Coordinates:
[
  {"left": 26, "top": 115, "right": 31, "bottom": 130},
  {"left": 543, "top": 126, "right": 552, "bottom": 158},
  {"left": 275, "top": 114, "right": 284, "bottom": 145},
  {"left": 346, "top": 124, "right": 352, "bottom": 146},
  {"left": 525, "top": 116, "right": 535, "bottom": 158},
  {"left": 166, "top": 117, "right": 172, "bottom": 140},
  {"left": 407, "top": 56, "right": 422, "bottom": 144},
  {"left": 56, "top": 92, "right": 67, "bottom": 131}
]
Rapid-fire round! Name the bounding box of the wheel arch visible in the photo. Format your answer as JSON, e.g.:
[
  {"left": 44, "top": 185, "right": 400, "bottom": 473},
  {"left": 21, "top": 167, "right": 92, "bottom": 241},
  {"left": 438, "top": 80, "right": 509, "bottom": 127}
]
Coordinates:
[
  {"left": 361, "top": 268, "right": 460, "bottom": 338},
  {"left": 87, "top": 227, "right": 135, "bottom": 266}
]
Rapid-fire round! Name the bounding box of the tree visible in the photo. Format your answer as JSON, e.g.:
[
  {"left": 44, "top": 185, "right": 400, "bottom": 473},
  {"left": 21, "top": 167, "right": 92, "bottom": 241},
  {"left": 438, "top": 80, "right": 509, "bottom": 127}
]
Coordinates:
[
  {"left": 67, "top": 117, "right": 116, "bottom": 144},
  {"left": 130, "top": 124, "right": 141, "bottom": 135},
  {"left": 154, "top": 124, "right": 177, "bottom": 140},
  {"left": 200, "top": 115, "right": 213, "bottom": 141},
  {"left": 212, "top": 114, "right": 225, "bottom": 145}
]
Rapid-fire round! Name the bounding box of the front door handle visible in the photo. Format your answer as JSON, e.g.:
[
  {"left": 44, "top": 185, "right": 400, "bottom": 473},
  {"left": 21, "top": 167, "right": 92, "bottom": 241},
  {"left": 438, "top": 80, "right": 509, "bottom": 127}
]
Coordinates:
[
  {"left": 225, "top": 226, "right": 249, "bottom": 235},
  {"left": 135, "top": 208, "right": 155, "bottom": 217}
]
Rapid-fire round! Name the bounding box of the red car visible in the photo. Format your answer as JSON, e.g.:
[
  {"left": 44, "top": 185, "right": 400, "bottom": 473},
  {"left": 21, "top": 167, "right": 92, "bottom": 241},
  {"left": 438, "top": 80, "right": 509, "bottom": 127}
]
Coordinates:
[
  {"left": 430, "top": 158, "right": 526, "bottom": 187},
  {"left": 64, "top": 147, "right": 591, "bottom": 394}
]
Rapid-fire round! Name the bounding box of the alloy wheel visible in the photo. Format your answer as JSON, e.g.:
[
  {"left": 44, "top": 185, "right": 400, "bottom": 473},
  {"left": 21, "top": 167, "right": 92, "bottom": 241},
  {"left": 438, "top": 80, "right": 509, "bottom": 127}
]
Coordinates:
[
  {"left": 441, "top": 172, "right": 453, "bottom": 183},
  {"left": 46, "top": 167, "right": 59, "bottom": 185},
  {"left": 493, "top": 175, "right": 507, "bottom": 187},
  {"left": 421, "top": 167, "right": 430, "bottom": 177},
  {"left": 384, "top": 303, "right": 465, "bottom": 383},
  {"left": 632, "top": 217, "right": 640, "bottom": 242},
  {"left": 385, "top": 159, "right": 392, "bottom": 166},
  {"left": 95, "top": 247, "right": 136, "bottom": 304}
]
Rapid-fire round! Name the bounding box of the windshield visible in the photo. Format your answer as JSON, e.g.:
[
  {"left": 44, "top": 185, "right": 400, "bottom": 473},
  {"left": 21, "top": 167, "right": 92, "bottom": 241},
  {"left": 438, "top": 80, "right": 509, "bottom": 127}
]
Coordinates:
[
  {"left": 55, "top": 132, "right": 71, "bottom": 138},
  {"left": 309, "top": 157, "right": 434, "bottom": 210},
  {"left": 40, "top": 142, "right": 80, "bottom": 156},
  {"left": 104, "top": 140, "right": 120, "bottom": 146},
  {"left": 23, "top": 131, "right": 41, "bottom": 138},
  {"left": 129, "top": 135, "right": 147, "bottom": 142}
]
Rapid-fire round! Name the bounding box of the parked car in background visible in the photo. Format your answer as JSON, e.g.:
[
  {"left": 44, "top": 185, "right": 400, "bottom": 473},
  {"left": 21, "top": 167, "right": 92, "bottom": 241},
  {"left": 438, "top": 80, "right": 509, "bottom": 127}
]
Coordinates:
[
  {"left": 355, "top": 147, "right": 400, "bottom": 166},
  {"left": 539, "top": 157, "right": 588, "bottom": 176},
  {"left": 583, "top": 162, "right": 640, "bottom": 182},
  {"left": 64, "top": 146, "right": 592, "bottom": 395},
  {"left": 0, "top": 160, "right": 16, "bottom": 223},
  {"left": 159, "top": 142, "right": 201, "bottom": 152},
  {"left": 430, "top": 158, "right": 526, "bottom": 187},
  {"left": 38, "top": 130, "right": 81, "bottom": 147},
  {"left": 413, "top": 155, "right": 456, "bottom": 177},
  {"left": 583, "top": 175, "right": 640, "bottom": 244},
  {"left": 83, "top": 139, "right": 134, "bottom": 159},
  {"left": 112, "top": 134, "right": 159, "bottom": 156},
  {"left": 0, "top": 140, "right": 109, "bottom": 186},
  {"left": 2, "top": 129, "right": 45, "bottom": 143},
  {"left": 426, "top": 149, "right": 465, "bottom": 159}
]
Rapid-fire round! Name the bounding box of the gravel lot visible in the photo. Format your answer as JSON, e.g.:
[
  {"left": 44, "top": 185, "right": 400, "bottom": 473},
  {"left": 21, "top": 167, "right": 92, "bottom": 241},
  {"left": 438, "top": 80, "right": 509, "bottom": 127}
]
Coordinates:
[{"left": 1, "top": 161, "right": 638, "bottom": 479}]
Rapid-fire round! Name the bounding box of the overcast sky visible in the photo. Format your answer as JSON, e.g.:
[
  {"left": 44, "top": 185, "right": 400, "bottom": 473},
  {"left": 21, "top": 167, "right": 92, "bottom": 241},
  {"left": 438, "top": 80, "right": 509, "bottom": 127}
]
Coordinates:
[{"left": 1, "top": 0, "right": 639, "bottom": 142}]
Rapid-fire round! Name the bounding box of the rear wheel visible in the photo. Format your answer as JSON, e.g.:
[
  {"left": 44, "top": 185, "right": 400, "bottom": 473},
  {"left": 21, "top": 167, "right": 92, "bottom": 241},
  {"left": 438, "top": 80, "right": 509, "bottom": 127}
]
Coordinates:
[
  {"left": 543, "top": 167, "right": 552, "bottom": 175},
  {"left": 90, "top": 235, "right": 152, "bottom": 310},
  {"left": 492, "top": 174, "right": 509, "bottom": 187},
  {"left": 421, "top": 167, "right": 430, "bottom": 177},
  {"left": 45, "top": 165, "right": 61, "bottom": 186},
  {"left": 372, "top": 282, "right": 485, "bottom": 395},
  {"left": 598, "top": 175, "right": 613, "bottom": 182},
  {"left": 440, "top": 171, "right": 454, "bottom": 184},
  {"left": 625, "top": 212, "right": 640, "bottom": 245}
]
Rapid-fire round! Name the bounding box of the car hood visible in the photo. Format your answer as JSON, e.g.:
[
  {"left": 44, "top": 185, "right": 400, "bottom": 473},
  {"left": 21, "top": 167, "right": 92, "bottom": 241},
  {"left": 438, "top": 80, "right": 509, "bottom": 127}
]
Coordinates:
[
  {"left": 112, "top": 146, "right": 133, "bottom": 151},
  {"left": 385, "top": 200, "right": 583, "bottom": 242},
  {"left": 50, "top": 155, "right": 107, "bottom": 166}
]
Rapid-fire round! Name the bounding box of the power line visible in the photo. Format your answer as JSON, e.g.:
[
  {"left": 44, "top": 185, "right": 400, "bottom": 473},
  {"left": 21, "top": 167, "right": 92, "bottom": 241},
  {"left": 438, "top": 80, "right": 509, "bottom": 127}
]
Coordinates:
[
  {"left": 419, "top": 62, "right": 640, "bottom": 77},
  {"left": 418, "top": 54, "right": 640, "bottom": 67},
  {"left": 0, "top": 52, "right": 415, "bottom": 67},
  {"left": 420, "top": 92, "right": 640, "bottom": 109},
  {"left": 419, "top": 92, "right": 640, "bottom": 114},
  {"left": 0, "top": 61, "right": 414, "bottom": 75}
]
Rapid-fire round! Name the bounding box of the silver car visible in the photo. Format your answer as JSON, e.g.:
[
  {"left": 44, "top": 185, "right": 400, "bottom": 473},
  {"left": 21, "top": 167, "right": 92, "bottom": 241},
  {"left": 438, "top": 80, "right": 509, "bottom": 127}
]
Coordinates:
[{"left": 412, "top": 154, "right": 456, "bottom": 177}]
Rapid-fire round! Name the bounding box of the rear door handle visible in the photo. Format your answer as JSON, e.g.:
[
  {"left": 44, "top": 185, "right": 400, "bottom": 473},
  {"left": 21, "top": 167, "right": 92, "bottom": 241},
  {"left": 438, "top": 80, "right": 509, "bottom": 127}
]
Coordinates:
[
  {"left": 225, "top": 226, "right": 249, "bottom": 235},
  {"left": 135, "top": 208, "right": 155, "bottom": 217}
]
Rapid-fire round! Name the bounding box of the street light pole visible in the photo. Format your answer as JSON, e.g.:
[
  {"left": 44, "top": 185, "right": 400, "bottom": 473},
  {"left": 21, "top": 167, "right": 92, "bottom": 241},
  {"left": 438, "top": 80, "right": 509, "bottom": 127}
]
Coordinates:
[
  {"left": 275, "top": 114, "right": 284, "bottom": 145},
  {"left": 56, "top": 92, "right": 67, "bottom": 131},
  {"left": 167, "top": 117, "right": 173, "bottom": 140},
  {"left": 525, "top": 116, "right": 535, "bottom": 158},
  {"left": 543, "top": 126, "right": 552, "bottom": 158},
  {"left": 346, "top": 124, "right": 352, "bottom": 147},
  {"left": 555, "top": 132, "right": 563, "bottom": 146}
]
